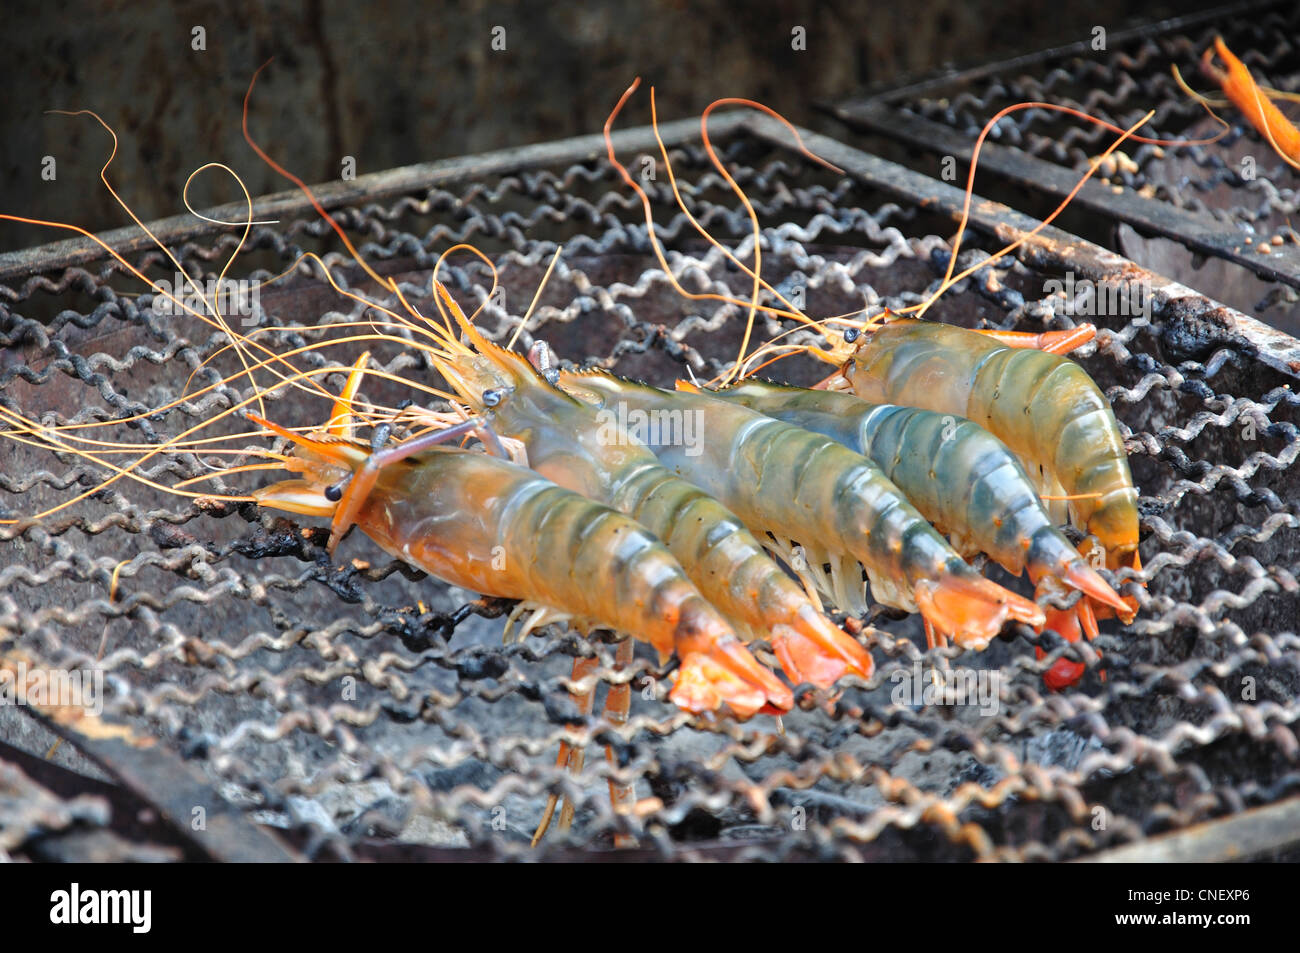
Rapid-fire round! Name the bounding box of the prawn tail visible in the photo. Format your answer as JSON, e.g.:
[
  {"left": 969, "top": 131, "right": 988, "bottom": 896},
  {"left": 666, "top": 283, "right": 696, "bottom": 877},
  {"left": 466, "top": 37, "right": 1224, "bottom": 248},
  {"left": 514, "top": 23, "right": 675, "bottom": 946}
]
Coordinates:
[
  {"left": 672, "top": 605, "right": 794, "bottom": 715},
  {"left": 1079, "top": 537, "right": 1142, "bottom": 623},
  {"left": 670, "top": 626, "right": 793, "bottom": 716},
  {"left": 1060, "top": 562, "right": 1129, "bottom": 616},
  {"left": 913, "top": 571, "right": 1044, "bottom": 651},
  {"left": 670, "top": 653, "right": 771, "bottom": 718},
  {"left": 769, "top": 614, "right": 874, "bottom": 690},
  {"left": 782, "top": 606, "right": 875, "bottom": 683},
  {"left": 1025, "top": 530, "right": 1131, "bottom": 620}
]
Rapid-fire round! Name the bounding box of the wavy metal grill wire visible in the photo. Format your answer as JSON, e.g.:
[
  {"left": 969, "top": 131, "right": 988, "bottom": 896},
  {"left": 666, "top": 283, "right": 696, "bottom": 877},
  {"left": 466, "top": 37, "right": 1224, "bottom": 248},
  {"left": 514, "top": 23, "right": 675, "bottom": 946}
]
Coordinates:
[{"left": 2, "top": 103, "right": 1300, "bottom": 862}]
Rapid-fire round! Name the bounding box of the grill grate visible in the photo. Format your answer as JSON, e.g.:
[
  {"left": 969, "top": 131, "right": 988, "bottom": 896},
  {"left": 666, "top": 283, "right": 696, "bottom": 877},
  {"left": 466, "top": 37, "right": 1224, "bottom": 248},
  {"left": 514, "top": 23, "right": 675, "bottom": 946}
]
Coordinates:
[
  {"left": 827, "top": 0, "right": 1300, "bottom": 330},
  {"left": 2, "top": 99, "right": 1300, "bottom": 862}
]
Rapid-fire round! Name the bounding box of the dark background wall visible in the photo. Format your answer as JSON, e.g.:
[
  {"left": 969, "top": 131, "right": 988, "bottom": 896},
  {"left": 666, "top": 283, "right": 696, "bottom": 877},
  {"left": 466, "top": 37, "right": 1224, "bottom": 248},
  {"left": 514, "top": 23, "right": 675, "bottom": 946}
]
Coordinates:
[{"left": 0, "top": 0, "right": 1216, "bottom": 253}]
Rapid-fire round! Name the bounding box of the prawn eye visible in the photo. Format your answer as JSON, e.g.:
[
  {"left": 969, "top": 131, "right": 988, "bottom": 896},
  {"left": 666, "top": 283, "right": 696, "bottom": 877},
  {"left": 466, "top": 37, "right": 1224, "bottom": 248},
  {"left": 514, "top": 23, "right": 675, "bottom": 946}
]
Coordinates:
[
  {"left": 842, "top": 328, "right": 860, "bottom": 343},
  {"left": 324, "top": 481, "right": 346, "bottom": 502},
  {"left": 482, "top": 387, "right": 512, "bottom": 407},
  {"left": 542, "top": 367, "right": 560, "bottom": 386}
]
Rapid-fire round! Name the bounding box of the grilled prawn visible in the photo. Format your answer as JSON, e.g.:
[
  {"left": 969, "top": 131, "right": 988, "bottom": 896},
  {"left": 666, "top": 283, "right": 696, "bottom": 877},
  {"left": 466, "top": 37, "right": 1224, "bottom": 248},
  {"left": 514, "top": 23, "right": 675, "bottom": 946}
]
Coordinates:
[
  {"left": 247, "top": 374, "right": 792, "bottom": 720},
  {"left": 426, "top": 288, "right": 873, "bottom": 689},
  {"left": 697, "top": 377, "right": 1130, "bottom": 685},
  {"left": 559, "top": 369, "right": 1044, "bottom": 650}
]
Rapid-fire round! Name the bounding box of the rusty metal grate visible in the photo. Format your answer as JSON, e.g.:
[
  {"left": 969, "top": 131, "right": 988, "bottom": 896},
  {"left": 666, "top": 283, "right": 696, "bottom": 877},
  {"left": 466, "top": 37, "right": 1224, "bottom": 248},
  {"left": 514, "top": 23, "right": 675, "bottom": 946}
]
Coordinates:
[{"left": 3, "top": 99, "right": 1300, "bottom": 862}]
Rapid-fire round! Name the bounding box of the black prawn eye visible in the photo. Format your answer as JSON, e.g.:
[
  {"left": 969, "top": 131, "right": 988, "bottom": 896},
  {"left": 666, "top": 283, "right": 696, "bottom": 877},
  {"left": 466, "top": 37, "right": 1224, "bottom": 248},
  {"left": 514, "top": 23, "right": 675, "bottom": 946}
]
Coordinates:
[
  {"left": 324, "top": 481, "right": 346, "bottom": 502},
  {"left": 482, "top": 387, "right": 511, "bottom": 407},
  {"left": 842, "top": 327, "right": 861, "bottom": 343}
]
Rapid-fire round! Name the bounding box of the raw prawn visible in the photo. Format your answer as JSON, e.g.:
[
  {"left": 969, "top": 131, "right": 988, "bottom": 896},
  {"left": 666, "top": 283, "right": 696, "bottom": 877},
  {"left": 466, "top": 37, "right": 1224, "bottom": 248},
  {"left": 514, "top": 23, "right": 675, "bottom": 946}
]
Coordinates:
[{"left": 829, "top": 319, "right": 1141, "bottom": 583}]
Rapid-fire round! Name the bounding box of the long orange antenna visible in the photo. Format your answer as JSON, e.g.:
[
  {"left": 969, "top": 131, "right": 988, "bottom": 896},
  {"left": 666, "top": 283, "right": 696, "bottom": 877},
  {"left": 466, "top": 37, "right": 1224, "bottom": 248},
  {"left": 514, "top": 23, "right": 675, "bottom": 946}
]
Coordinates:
[
  {"left": 607, "top": 79, "right": 1241, "bottom": 383},
  {"left": 242, "top": 60, "right": 394, "bottom": 292}
]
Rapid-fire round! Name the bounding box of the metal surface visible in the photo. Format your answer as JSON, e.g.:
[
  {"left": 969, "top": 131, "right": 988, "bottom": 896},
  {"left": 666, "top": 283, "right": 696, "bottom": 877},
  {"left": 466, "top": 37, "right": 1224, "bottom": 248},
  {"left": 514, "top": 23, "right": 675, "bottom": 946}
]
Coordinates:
[
  {"left": 0, "top": 113, "right": 749, "bottom": 284},
  {"left": 844, "top": 1, "right": 1272, "bottom": 108},
  {"left": 23, "top": 709, "right": 299, "bottom": 862},
  {"left": 1081, "top": 794, "right": 1300, "bottom": 862},
  {"left": 3, "top": 98, "right": 1300, "bottom": 861},
  {"left": 828, "top": 101, "right": 1300, "bottom": 289}
]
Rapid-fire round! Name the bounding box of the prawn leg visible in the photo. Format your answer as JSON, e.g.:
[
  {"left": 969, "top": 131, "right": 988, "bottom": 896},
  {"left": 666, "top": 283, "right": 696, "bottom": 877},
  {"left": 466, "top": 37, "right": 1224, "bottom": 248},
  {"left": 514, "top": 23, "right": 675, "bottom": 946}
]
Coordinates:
[
  {"left": 532, "top": 654, "right": 600, "bottom": 846},
  {"left": 966, "top": 324, "right": 1096, "bottom": 355},
  {"left": 603, "top": 637, "right": 637, "bottom": 848},
  {"left": 533, "top": 639, "right": 639, "bottom": 847}
]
